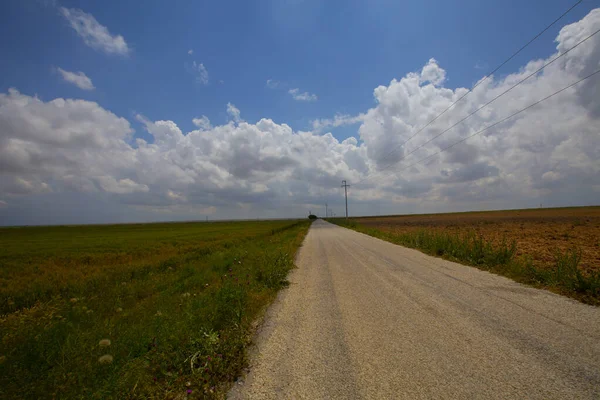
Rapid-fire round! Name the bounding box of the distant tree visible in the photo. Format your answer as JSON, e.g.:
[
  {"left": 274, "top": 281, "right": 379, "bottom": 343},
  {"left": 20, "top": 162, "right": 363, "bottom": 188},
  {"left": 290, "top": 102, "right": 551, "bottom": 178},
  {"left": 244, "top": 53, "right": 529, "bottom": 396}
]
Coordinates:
[{"left": 308, "top": 214, "right": 318, "bottom": 220}]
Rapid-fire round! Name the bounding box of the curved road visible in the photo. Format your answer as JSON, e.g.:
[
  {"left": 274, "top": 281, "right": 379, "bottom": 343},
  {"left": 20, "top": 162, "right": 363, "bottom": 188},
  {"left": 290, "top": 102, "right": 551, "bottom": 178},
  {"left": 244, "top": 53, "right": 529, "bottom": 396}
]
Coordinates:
[{"left": 230, "top": 220, "right": 600, "bottom": 399}]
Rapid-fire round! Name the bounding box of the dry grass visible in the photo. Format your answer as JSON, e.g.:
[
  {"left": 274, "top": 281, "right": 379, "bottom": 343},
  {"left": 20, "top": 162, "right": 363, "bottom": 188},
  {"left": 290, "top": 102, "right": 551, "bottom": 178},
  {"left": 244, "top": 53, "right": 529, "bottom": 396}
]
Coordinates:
[{"left": 355, "top": 207, "right": 600, "bottom": 273}]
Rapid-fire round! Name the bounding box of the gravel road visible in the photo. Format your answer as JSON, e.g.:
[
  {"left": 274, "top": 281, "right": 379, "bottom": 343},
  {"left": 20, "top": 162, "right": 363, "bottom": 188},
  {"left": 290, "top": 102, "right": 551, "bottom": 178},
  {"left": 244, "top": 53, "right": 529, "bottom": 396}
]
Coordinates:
[{"left": 229, "top": 219, "right": 600, "bottom": 399}]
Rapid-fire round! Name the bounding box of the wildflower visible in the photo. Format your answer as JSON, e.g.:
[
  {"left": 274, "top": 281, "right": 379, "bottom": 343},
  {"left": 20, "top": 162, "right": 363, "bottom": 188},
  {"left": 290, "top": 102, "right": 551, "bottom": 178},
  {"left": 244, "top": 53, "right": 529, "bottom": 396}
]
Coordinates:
[
  {"left": 98, "top": 354, "right": 113, "bottom": 364},
  {"left": 69, "top": 298, "right": 78, "bottom": 303},
  {"left": 238, "top": 261, "right": 241, "bottom": 264},
  {"left": 205, "top": 283, "right": 209, "bottom": 287},
  {"left": 155, "top": 311, "right": 163, "bottom": 317},
  {"left": 116, "top": 307, "right": 123, "bottom": 313},
  {"left": 186, "top": 381, "right": 192, "bottom": 387},
  {"left": 99, "top": 339, "right": 111, "bottom": 348},
  {"left": 182, "top": 293, "right": 191, "bottom": 298},
  {"left": 86, "top": 309, "right": 93, "bottom": 314},
  {"left": 187, "top": 389, "right": 193, "bottom": 394}
]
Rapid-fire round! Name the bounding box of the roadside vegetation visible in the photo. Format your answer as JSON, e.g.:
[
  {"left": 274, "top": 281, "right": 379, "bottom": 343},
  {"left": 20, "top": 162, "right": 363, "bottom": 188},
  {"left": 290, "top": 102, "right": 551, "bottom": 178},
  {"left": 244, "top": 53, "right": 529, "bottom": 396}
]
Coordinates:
[
  {"left": 0, "top": 220, "right": 311, "bottom": 399},
  {"left": 328, "top": 209, "right": 600, "bottom": 305}
]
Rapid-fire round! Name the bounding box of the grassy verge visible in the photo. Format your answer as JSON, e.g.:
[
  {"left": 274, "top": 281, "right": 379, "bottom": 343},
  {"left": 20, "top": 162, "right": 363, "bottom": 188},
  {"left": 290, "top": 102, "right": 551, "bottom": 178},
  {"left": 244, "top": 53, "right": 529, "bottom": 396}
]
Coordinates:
[
  {"left": 0, "top": 220, "right": 311, "bottom": 399},
  {"left": 327, "top": 218, "right": 600, "bottom": 305}
]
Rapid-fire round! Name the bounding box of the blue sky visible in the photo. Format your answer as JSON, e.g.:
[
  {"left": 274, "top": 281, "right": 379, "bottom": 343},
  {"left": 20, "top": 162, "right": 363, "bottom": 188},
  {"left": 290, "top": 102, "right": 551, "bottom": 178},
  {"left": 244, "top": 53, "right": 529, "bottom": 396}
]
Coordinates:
[
  {"left": 2, "top": 0, "right": 596, "bottom": 139},
  {"left": 1, "top": 1, "right": 599, "bottom": 224}
]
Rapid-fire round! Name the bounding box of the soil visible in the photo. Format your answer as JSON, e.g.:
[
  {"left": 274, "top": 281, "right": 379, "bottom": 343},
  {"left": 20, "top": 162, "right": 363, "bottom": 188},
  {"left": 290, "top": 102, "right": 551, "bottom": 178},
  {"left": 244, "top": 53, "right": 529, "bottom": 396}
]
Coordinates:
[{"left": 355, "top": 206, "right": 600, "bottom": 273}]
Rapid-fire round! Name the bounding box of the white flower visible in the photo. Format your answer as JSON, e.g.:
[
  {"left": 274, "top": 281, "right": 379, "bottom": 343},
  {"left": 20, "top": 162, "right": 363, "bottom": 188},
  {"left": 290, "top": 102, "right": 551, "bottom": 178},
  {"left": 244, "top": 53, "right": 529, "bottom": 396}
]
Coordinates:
[
  {"left": 99, "top": 339, "right": 111, "bottom": 347},
  {"left": 98, "top": 354, "right": 113, "bottom": 364}
]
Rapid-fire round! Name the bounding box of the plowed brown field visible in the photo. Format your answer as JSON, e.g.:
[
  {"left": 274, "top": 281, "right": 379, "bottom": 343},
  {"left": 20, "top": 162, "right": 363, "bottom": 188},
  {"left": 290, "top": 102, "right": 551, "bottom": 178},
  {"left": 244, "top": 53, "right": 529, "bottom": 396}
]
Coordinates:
[{"left": 355, "top": 206, "right": 600, "bottom": 273}]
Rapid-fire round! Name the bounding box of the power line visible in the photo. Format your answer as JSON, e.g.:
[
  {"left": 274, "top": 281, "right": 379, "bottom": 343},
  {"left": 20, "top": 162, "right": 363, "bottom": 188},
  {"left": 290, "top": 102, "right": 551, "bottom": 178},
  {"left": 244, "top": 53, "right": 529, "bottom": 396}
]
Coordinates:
[
  {"left": 356, "top": 0, "right": 584, "bottom": 186},
  {"left": 366, "top": 68, "right": 600, "bottom": 185},
  {"left": 356, "top": 25, "right": 600, "bottom": 188}
]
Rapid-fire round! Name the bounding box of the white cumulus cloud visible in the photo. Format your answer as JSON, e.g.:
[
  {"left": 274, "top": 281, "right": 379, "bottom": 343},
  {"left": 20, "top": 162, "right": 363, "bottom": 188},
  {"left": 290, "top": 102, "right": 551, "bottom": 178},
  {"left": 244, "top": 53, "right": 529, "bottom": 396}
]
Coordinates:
[
  {"left": 59, "top": 7, "right": 130, "bottom": 55},
  {"left": 192, "top": 116, "right": 212, "bottom": 130},
  {"left": 227, "top": 103, "right": 241, "bottom": 122},
  {"left": 266, "top": 79, "right": 280, "bottom": 89},
  {"left": 56, "top": 68, "right": 95, "bottom": 90},
  {"left": 311, "top": 113, "right": 365, "bottom": 132},
  {"left": 188, "top": 61, "right": 209, "bottom": 85},
  {"left": 97, "top": 176, "right": 149, "bottom": 194},
  {"left": 289, "top": 88, "right": 318, "bottom": 102}
]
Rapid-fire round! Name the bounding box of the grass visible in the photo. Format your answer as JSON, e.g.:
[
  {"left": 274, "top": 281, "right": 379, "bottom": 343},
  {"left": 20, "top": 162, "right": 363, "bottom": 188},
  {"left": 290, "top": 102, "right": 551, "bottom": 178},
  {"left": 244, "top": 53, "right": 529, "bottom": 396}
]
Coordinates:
[
  {"left": 0, "top": 219, "right": 311, "bottom": 399},
  {"left": 328, "top": 218, "right": 600, "bottom": 305}
]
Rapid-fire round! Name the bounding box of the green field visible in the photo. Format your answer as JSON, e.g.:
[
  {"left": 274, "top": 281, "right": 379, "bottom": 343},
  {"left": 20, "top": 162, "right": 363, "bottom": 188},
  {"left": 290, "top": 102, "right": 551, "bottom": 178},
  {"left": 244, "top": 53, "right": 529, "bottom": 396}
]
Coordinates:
[{"left": 0, "top": 220, "right": 311, "bottom": 399}]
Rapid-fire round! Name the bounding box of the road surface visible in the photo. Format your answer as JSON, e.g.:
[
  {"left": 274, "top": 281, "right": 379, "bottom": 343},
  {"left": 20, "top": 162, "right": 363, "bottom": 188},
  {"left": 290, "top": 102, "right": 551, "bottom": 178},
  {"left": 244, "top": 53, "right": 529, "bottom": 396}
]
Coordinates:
[{"left": 229, "top": 220, "right": 600, "bottom": 399}]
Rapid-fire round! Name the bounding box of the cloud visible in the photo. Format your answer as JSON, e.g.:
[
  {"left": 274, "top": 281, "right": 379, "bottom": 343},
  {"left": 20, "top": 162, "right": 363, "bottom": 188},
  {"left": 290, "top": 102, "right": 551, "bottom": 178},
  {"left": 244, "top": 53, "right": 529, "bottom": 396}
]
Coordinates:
[
  {"left": 96, "top": 176, "right": 149, "bottom": 194},
  {"left": 420, "top": 58, "right": 446, "bottom": 86},
  {"left": 227, "top": 103, "right": 241, "bottom": 122},
  {"left": 167, "top": 190, "right": 186, "bottom": 202},
  {"left": 311, "top": 113, "right": 365, "bottom": 132},
  {"left": 188, "top": 49, "right": 193, "bottom": 55},
  {"left": 1, "top": 9, "right": 600, "bottom": 224},
  {"left": 192, "top": 116, "right": 212, "bottom": 130},
  {"left": 59, "top": 7, "right": 129, "bottom": 55},
  {"left": 288, "top": 88, "right": 318, "bottom": 102},
  {"left": 352, "top": 8, "right": 600, "bottom": 209},
  {"left": 266, "top": 79, "right": 280, "bottom": 89},
  {"left": 0, "top": 200, "right": 6, "bottom": 208},
  {"left": 188, "top": 61, "right": 209, "bottom": 85},
  {"left": 474, "top": 61, "right": 488, "bottom": 70},
  {"left": 56, "top": 68, "right": 95, "bottom": 90}
]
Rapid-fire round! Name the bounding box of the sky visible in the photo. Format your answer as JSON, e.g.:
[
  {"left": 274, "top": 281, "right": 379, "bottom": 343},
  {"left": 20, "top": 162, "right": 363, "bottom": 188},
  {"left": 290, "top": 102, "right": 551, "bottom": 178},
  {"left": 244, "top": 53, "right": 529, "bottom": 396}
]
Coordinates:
[{"left": 0, "top": 0, "right": 599, "bottom": 225}]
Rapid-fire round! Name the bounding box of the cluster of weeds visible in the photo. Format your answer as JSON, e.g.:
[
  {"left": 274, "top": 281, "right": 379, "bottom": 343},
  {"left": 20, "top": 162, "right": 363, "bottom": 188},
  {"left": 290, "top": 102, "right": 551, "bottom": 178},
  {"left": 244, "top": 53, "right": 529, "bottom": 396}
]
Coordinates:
[
  {"left": 0, "top": 219, "right": 311, "bottom": 399},
  {"left": 329, "top": 218, "right": 599, "bottom": 305},
  {"left": 256, "top": 251, "right": 295, "bottom": 289},
  {"left": 394, "top": 230, "right": 517, "bottom": 267},
  {"left": 522, "top": 249, "right": 600, "bottom": 301}
]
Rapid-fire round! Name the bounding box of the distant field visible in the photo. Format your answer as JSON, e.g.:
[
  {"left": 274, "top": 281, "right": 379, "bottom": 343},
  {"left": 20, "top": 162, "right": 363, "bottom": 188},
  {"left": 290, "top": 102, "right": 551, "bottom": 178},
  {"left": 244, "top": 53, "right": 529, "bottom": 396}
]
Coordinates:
[
  {"left": 330, "top": 206, "right": 600, "bottom": 304},
  {"left": 356, "top": 207, "right": 600, "bottom": 273},
  {"left": 0, "top": 220, "right": 311, "bottom": 399}
]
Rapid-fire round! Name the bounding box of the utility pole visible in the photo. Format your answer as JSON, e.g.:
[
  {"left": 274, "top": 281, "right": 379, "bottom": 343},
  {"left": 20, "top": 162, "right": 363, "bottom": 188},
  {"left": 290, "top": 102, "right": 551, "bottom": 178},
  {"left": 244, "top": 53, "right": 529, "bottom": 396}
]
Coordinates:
[
  {"left": 325, "top": 203, "right": 328, "bottom": 219},
  {"left": 341, "top": 180, "right": 350, "bottom": 220}
]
